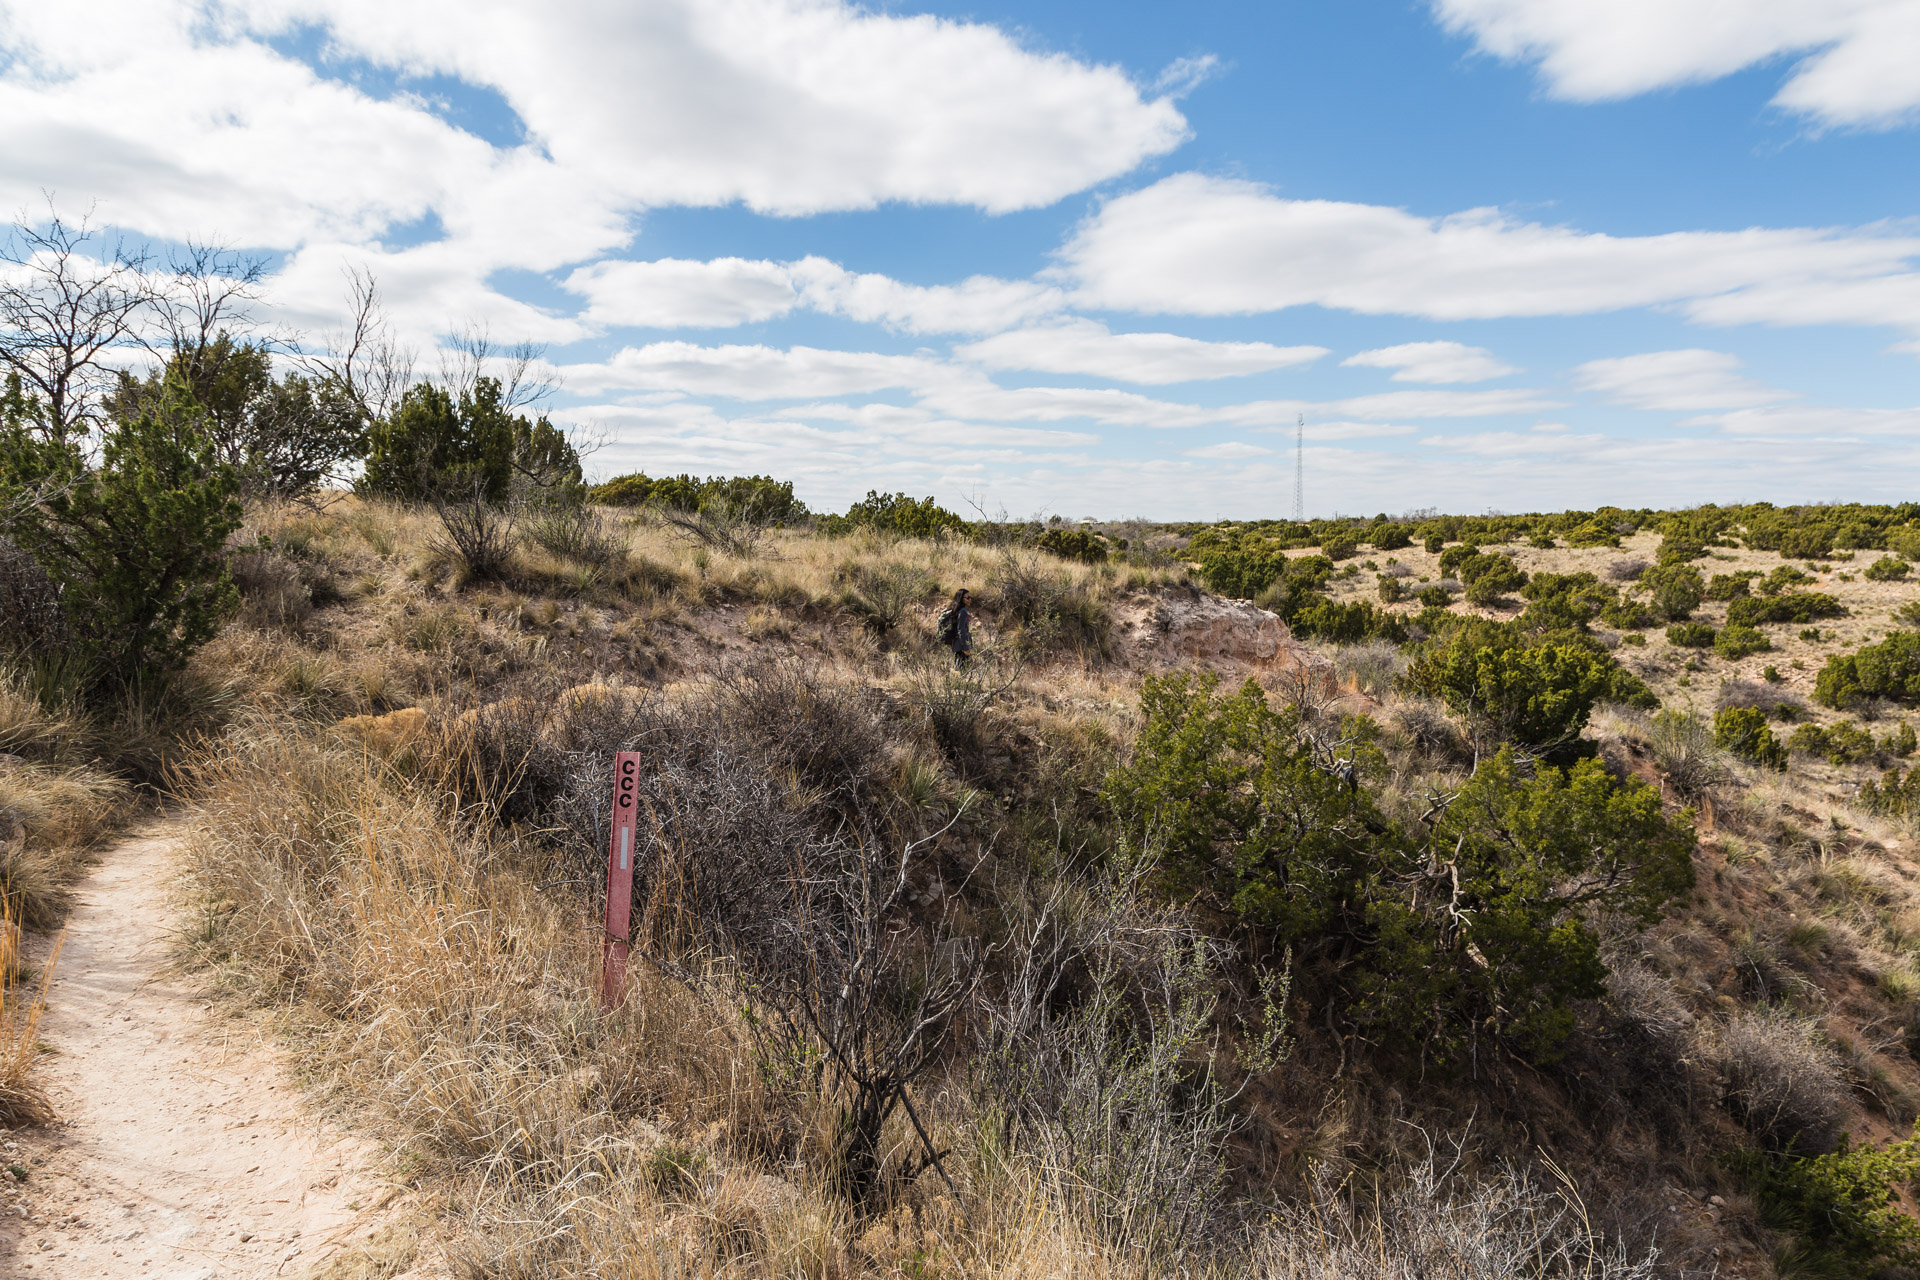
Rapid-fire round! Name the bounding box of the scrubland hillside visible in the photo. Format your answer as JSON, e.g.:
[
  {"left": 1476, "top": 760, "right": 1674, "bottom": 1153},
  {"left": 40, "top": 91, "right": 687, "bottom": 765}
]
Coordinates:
[{"left": 5, "top": 484, "right": 1920, "bottom": 1280}]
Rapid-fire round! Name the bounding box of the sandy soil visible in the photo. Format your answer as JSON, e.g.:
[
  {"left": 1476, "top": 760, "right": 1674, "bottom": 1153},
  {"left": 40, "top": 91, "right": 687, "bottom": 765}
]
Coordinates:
[{"left": 0, "top": 827, "right": 409, "bottom": 1279}]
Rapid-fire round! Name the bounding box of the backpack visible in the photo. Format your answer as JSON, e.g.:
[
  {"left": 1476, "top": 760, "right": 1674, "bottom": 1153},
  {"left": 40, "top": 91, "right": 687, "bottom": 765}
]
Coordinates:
[{"left": 936, "top": 606, "right": 959, "bottom": 646}]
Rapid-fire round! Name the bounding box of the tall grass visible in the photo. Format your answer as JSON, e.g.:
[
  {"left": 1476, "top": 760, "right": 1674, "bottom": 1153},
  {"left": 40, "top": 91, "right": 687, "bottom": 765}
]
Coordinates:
[{"left": 0, "top": 904, "right": 62, "bottom": 1127}]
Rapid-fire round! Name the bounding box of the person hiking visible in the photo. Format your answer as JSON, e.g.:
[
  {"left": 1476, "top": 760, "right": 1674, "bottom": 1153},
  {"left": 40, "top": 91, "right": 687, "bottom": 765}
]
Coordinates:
[{"left": 936, "top": 588, "right": 972, "bottom": 665}]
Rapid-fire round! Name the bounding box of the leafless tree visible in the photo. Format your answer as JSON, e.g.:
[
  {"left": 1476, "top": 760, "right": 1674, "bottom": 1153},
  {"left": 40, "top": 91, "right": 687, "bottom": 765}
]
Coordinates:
[
  {"left": 438, "top": 323, "right": 553, "bottom": 410},
  {"left": 742, "top": 822, "right": 981, "bottom": 1204},
  {"left": 298, "top": 265, "right": 416, "bottom": 423},
  {"left": 145, "top": 240, "right": 270, "bottom": 374},
  {"left": 0, "top": 208, "right": 153, "bottom": 441}
]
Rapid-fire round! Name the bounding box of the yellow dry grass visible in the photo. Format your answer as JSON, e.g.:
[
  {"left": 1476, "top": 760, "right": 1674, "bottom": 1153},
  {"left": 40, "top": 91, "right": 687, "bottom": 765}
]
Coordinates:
[
  {"left": 0, "top": 901, "right": 62, "bottom": 1127},
  {"left": 179, "top": 718, "right": 1202, "bottom": 1278}
]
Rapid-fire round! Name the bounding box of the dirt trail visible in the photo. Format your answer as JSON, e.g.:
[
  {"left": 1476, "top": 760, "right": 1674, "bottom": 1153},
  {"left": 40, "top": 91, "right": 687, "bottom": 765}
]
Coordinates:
[{"left": 1, "top": 827, "right": 400, "bottom": 1279}]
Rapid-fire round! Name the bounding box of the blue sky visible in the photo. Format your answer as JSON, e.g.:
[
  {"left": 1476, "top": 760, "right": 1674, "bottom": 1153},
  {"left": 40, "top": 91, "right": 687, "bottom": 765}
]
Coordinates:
[{"left": 3, "top": 0, "right": 1917, "bottom": 517}]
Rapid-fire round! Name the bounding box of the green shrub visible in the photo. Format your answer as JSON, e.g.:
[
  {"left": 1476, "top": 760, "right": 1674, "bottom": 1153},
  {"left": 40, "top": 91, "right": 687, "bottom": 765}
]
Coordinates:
[
  {"left": 111, "top": 336, "right": 367, "bottom": 499},
  {"left": 361, "top": 377, "right": 578, "bottom": 505},
  {"left": 1714, "top": 706, "right": 1787, "bottom": 770},
  {"left": 1667, "top": 622, "right": 1716, "bottom": 649},
  {"left": 1729, "top": 592, "right": 1846, "bottom": 628},
  {"left": 1760, "top": 564, "right": 1816, "bottom": 595},
  {"left": 1815, "top": 632, "right": 1920, "bottom": 709},
  {"left": 1862, "top": 767, "right": 1920, "bottom": 819},
  {"left": 1516, "top": 572, "right": 1614, "bottom": 634},
  {"left": 643, "top": 474, "right": 806, "bottom": 524},
  {"left": 0, "top": 379, "right": 242, "bottom": 690},
  {"left": 1321, "top": 529, "right": 1361, "bottom": 560},
  {"left": 589, "top": 473, "right": 654, "bottom": 506},
  {"left": 1655, "top": 534, "right": 1706, "bottom": 564},
  {"left": 1599, "top": 596, "right": 1657, "bottom": 630},
  {"left": 1286, "top": 597, "right": 1408, "bottom": 644},
  {"left": 1730, "top": 1129, "right": 1920, "bottom": 1276},
  {"left": 1715, "top": 623, "right": 1771, "bottom": 660},
  {"left": 1564, "top": 522, "right": 1621, "bottom": 548},
  {"left": 820, "top": 490, "right": 968, "bottom": 540},
  {"left": 1201, "top": 545, "right": 1293, "bottom": 598},
  {"left": 1356, "top": 748, "right": 1694, "bottom": 1060},
  {"left": 1788, "top": 720, "right": 1877, "bottom": 765},
  {"left": 1707, "top": 571, "right": 1757, "bottom": 600},
  {"left": 1437, "top": 543, "right": 1479, "bottom": 579},
  {"left": 1776, "top": 526, "right": 1834, "bottom": 560},
  {"left": 1103, "top": 674, "right": 1381, "bottom": 943},
  {"left": 1458, "top": 552, "right": 1527, "bottom": 606},
  {"left": 1031, "top": 526, "right": 1108, "bottom": 564},
  {"left": 1371, "top": 524, "right": 1413, "bottom": 551},
  {"left": 646, "top": 474, "right": 703, "bottom": 511},
  {"left": 1641, "top": 563, "right": 1705, "bottom": 621},
  {"left": 697, "top": 475, "right": 806, "bottom": 523},
  {"left": 1402, "top": 623, "right": 1654, "bottom": 753},
  {"left": 1865, "top": 556, "right": 1910, "bottom": 581},
  {"left": 1105, "top": 677, "right": 1694, "bottom": 1063}
]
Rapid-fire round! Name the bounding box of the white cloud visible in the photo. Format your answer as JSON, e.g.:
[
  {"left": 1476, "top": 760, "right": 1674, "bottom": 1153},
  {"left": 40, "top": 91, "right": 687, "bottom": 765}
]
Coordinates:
[
  {"left": 1343, "top": 340, "right": 1517, "bottom": 383},
  {"left": 552, "top": 254, "right": 1065, "bottom": 334},
  {"left": 1310, "top": 388, "right": 1560, "bottom": 420},
  {"left": 562, "top": 258, "right": 799, "bottom": 328},
  {"left": 562, "top": 342, "right": 952, "bottom": 399},
  {"left": 1684, "top": 403, "right": 1920, "bottom": 437},
  {"left": 1059, "top": 174, "right": 1920, "bottom": 334},
  {"left": 249, "top": 0, "right": 1190, "bottom": 216},
  {"left": 1571, "top": 349, "right": 1787, "bottom": 411},
  {"left": 956, "top": 319, "right": 1327, "bottom": 383},
  {"left": 0, "top": 0, "right": 1186, "bottom": 343},
  {"left": 1184, "top": 441, "right": 1273, "bottom": 459},
  {"left": 921, "top": 382, "right": 1556, "bottom": 429},
  {"left": 1433, "top": 0, "right": 1920, "bottom": 129},
  {"left": 557, "top": 338, "right": 1556, "bottom": 428},
  {"left": 789, "top": 260, "right": 1066, "bottom": 334}
]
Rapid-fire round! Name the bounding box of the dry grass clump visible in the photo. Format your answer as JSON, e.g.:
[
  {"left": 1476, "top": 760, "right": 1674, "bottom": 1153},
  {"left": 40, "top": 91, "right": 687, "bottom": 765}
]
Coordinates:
[
  {"left": 0, "top": 761, "right": 128, "bottom": 928},
  {"left": 181, "top": 721, "right": 862, "bottom": 1273},
  {"left": 1604, "top": 558, "right": 1649, "bottom": 582},
  {"left": 229, "top": 547, "right": 315, "bottom": 631},
  {"left": 0, "top": 663, "right": 133, "bottom": 926},
  {"left": 0, "top": 906, "right": 61, "bottom": 1127},
  {"left": 1330, "top": 641, "right": 1404, "bottom": 697},
  {"left": 1254, "top": 1155, "right": 1662, "bottom": 1279},
  {"left": 1716, "top": 678, "right": 1806, "bottom": 720},
  {"left": 0, "top": 663, "right": 85, "bottom": 762},
  {"left": 1713, "top": 1008, "right": 1847, "bottom": 1152}
]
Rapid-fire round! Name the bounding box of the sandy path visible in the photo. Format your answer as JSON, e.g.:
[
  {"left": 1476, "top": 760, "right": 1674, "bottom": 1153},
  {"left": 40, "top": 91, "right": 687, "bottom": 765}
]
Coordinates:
[{"left": 0, "top": 827, "right": 401, "bottom": 1279}]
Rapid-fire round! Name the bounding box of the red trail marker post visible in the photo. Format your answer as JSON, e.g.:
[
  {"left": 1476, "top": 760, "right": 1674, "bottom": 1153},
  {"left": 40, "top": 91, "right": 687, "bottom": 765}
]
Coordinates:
[{"left": 601, "top": 751, "right": 642, "bottom": 1010}]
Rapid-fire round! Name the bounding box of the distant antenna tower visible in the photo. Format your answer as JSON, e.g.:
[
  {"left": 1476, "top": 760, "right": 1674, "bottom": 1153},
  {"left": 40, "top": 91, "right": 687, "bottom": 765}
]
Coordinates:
[{"left": 1292, "top": 413, "right": 1305, "bottom": 522}]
